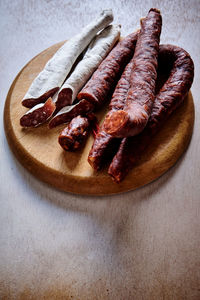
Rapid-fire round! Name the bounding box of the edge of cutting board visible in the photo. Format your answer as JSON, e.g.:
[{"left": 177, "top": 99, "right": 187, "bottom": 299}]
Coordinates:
[{"left": 4, "top": 41, "right": 195, "bottom": 195}]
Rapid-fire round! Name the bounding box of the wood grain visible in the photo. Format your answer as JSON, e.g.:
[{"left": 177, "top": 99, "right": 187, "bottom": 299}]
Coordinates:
[{"left": 4, "top": 41, "right": 194, "bottom": 195}]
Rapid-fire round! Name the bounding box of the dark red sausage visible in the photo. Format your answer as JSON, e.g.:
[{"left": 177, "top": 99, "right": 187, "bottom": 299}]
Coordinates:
[
  {"left": 88, "top": 57, "right": 134, "bottom": 170},
  {"left": 108, "top": 44, "right": 194, "bottom": 182},
  {"left": 77, "top": 31, "right": 139, "bottom": 107},
  {"left": 20, "top": 98, "right": 56, "bottom": 127},
  {"left": 49, "top": 31, "right": 139, "bottom": 128},
  {"left": 58, "top": 114, "right": 96, "bottom": 151},
  {"left": 103, "top": 8, "right": 162, "bottom": 138}
]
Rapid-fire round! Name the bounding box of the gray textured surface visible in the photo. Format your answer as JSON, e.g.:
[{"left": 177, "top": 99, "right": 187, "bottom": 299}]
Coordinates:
[{"left": 1, "top": 1, "right": 200, "bottom": 299}]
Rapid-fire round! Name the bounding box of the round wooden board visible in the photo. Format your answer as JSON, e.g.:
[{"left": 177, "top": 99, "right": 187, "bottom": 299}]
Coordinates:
[{"left": 4, "top": 41, "right": 194, "bottom": 195}]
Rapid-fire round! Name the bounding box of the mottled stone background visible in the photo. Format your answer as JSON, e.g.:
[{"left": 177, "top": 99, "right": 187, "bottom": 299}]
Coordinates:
[{"left": 0, "top": 1, "right": 200, "bottom": 299}]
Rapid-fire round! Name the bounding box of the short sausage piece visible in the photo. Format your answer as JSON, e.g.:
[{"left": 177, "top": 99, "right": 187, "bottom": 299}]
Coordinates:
[
  {"left": 103, "top": 8, "right": 162, "bottom": 137},
  {"left": 58, "top": 113, "right": 96, "bottom": 151},
  {"left": 108, "top": 44, "right": 194, "bottom": 182}
]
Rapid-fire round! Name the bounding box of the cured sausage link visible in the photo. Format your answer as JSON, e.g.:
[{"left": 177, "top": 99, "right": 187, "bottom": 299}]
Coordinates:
[
  {"left": 55, "top": 24, "right": 121, "bottom": 111},
  {"left": 77, "top": 31, "right": 139, "bottom": 107},
  {"left": 103, "top": 8, "right": 162, "bottom": 138},
  {"left": 88, "top": 57, "right": 134, "bottom": 170},
  {"left": 108, "top": 44, "right": 194, "bottom": 182},
  {"left": 49, "top": 31, "right": 139, "bottom": 128},
  {"left": 58, "top": 114, "right": 96, "bottom": 151}
]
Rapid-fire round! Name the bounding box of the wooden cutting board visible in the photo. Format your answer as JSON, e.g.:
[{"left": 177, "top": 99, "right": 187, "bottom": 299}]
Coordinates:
[{"left": 4, "top": 41, "right": 194, "bottom": 195}]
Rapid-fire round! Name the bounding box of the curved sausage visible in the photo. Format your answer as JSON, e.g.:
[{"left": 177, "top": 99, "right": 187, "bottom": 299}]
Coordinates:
[
  {"left": 108, "top": 44, "right": 194, "bottom": 182},
  {"left": 49, "top": 99, "right": 94, "bottom": 128},
  {"left": 103, "top": 8, "right": 162, "bottom": 138}
]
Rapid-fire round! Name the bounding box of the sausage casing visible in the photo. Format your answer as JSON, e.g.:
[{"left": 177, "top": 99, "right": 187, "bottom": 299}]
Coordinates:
[
  {"left": 88, "top": 57, "right": 134, "bottom": 170},
  {"left": 77, "top": 31, "right": 139, "bottom": 107},
  {"left": 49, "top": 31, "right": 139, "bottom": 128},
  {"left": 103, "top": 8, "right": 162, "bottom": 138},
  {"left": 108, "top": 44, "right": 194, "bottom": 182},
  {"left": 58, "top": 115, "right": 96, "bottom": 151}
]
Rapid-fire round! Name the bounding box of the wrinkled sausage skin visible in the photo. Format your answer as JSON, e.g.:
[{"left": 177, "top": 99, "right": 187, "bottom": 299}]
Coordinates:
[
  {"left": 108, "top": 44, "right": 194, "bottom": 182},
  {"left": 58, "top": 116, "right": 90, "bottom": 151},
  {"left": 88, "top": 57, "right": 134, "bottom": 170},
  {"left": 103, "top": 8, "right": 162, "bottom": 138},
  {"left": 77, "top": 31, "right": 139, "bottom": 107}
]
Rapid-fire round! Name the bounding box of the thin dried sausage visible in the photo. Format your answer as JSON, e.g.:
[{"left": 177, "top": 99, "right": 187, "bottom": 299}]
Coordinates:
[
  {"left": 55, "top": 24, "right": 120, "bottom": 111},
  {"left": 103, "top": 8, "right": 162, "bottom": 137},
  {"left": 49, "top": 31, "right": 139, "bottom": 128},
  {"left": 77, "top": 31, "right": 139, "bottom": 107}
]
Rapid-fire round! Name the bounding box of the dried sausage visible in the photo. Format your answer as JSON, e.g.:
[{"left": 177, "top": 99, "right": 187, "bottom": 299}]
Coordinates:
[
  {"left": 103, "top": 8, "right": 162, "bottom": 137},
  {"left": 20, "top": 98, "right": 56, "bottom": 127},
  {"left": 49, "top": 31, "right": 139, "bottom": 128},
  {"left": 22, "top": 10, "right": 113, "bottom": 108},
  {"left": 58, "top": 114, "right": 96, "bottom": 151},
  {"left": 55, "top": 25, "right": 120, "bottom": 111},
  {"left": 108, "top": 44, "right": 194, "bottom": 182},
  {"left": 77, "top": 31, "right": 139, "bottom": 107}
]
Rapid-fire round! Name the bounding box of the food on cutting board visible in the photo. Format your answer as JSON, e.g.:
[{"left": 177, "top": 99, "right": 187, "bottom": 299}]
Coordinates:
[
  {"left": 103, "top": 8, "right": 162, "bottom": 138},
  {"left": 19, "top": 8, "right": 194, "bottom": 183},
  {"left": 55, "top": 24, "right": 120, "bottom": 111},
  {"left": 20, "top": 11, "right": 120, "bottom": 127},
  {"left": 21, "top": 9, "right": 113, "bottom": 108},
  {"left": 58, "top": 113, "right": 97, "bottom": 151},
  {"left": 108, "top": 45, "right": 194, "bottom": 182},
  {"left": 49, "top": 30, "right": 139, "bottom": 128}
]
